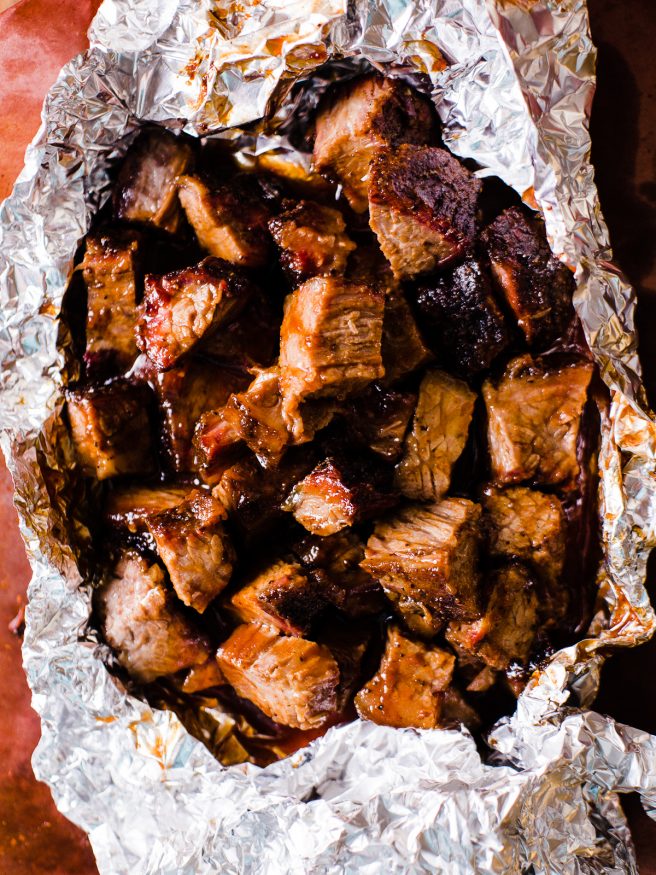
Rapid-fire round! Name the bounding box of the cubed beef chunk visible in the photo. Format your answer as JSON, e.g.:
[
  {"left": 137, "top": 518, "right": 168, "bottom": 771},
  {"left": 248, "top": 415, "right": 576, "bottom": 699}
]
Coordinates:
[
  {"left": 177, "top": 175, "right": 271, "bottom": 268},
  {"left": 151, "top": 359, "right": 248, "bottom": 472},
  {"left": 368, "top": 145, "right": 481, "bottom": 280},
  {"left": 446, "top": 563, "right": 539, "bottom": 670},
  {"left": 313, "top": 74, "right": 434, "bottom": 213},
  {"left": 395, "top": 370, "right": 476, "bottom": 502},
  {"left": 216, "top": 623, "right": 340, "bottom": 729},
  {"left": 440, "top": 687, "right": 481, "bottom": 731},
  {"left": 182, "top": 658, "right": 226, "bottom": 693},
  {"left": 342, "top": 383, "right": 416, "bottom": 462},
  {"left": 147, "top": 490, "right": 234, "bottom": 613},
  {"left": 483, "top": 485, "right": 568, "bottom": 621},
  {"left": 81, "top": 229, "right": 141, "bottom": 376},
  {"left": 283, "top": 456, "right": 397, "bottom": 537},
  {"left": 362, "top": 498, "right": 482, "bottom": 632},
  {"left": 292, "top": 530, "right": 386, "bottom": 618},
  {"left": 414, "top": 257, "right": 510, "bottom": 377},
  {"left": 230, "top": 560, "right": 327, "bottom": 636},
  {"left": 104, "top": 482, "right": 189, "bottom": 534},
  {"left": 137, "top": 257, "right": 254, "bottom": 368},
  {"left": 355, "top": 625, "right": 455, "bottom": 729},
  {"left": 198, "top": 289, "right": 279, "bottom": 369},
  {"left": 481, "top": 207, "right": 575, "bottom": 348},
  {"left": 67, "top": 384, "right": 154, "bottom": 481},
  {"left": 113, "top": 128, "right": 193, "bottom": 232},
  {"left": 483, "top": 355, "right": 594, "bottom": 488},
  {"left": 279, "top": 276, "right": 384, "bottom": 438},
  {"left": 97, "top": 552, "right": 210, "bottom": 683},
  {"left": 268, "top": 200, "right": 355, "bottom": 283}
]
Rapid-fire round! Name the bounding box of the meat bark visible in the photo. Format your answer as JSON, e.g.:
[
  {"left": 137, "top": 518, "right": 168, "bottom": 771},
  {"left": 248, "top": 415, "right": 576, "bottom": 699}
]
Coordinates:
[{"left": 104, "top": 483, "right": 190, "bottom": 534}]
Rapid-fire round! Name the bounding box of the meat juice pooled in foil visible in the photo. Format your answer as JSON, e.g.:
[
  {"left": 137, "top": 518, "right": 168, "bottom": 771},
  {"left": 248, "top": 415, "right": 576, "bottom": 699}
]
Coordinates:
[{"left": 62, "top": 72, "right": 603, "bottom": 765}]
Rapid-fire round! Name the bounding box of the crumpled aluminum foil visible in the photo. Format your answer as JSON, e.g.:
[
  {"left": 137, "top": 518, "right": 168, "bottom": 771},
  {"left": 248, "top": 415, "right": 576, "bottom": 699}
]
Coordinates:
[{"left": 1, "top": 0, "right": 656, "bottom": 871}]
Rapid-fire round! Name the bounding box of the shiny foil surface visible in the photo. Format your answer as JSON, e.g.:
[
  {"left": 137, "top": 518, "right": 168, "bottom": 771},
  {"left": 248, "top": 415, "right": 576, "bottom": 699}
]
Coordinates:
[{"left": 1, "top": 0, "right": 656, "bottom": 871}]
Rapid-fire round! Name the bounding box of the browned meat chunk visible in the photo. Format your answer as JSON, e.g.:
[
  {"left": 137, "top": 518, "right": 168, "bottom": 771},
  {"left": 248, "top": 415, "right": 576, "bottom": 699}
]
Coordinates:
[
  {"left": 137, "top": 257, "right": 254, "bottom": 369},
  {"left": 198, "top": 290, "right": 279, "bottom": 369},
  {"left": 483, "top": 485, "right": 568, "bottom": 620},
  {"left": 81, "top": 229, "right": 141, "bottom": 376},
  {"left": 279, "top": 276, "right": 384, "bottom": 438},
  {"left": 342, "top": 383, "right": 416, "bottom": 462},
  {"left": 355, "top": 625, "right": 455, "bottom": 729},
  {"left": 182, "top": 658, "right": 226, "bottom": 693},
  {"left": 147, "top": 490, "right": 234, "bottom": 613},
  {"left": 483, "top": 355, "right": 594, "bottom": 487},
  {"left": 395, "top": 370, "right": 476, "bottom": 502},
  {"left": 67, "top": 384, "right": 154, "bottom": 481},
  {"left": 230, "top": 560, "right": 327, "bottom": 636},
  {"left": 178, "top": 175, "right": 271, "bottom": 268},
  {"left": 216, "top": 623, "right": 340, "bottom": 729},
  {"left": 268, "top": 200, "right": 355, "bottom": 283},
  {"left": 97, "top": 552, "right": 210, "bottom": 683},
  {"left": 414, "top": 258, "right": 510, "bottom": 377},
  {"left": 362, "top": 498, "right": 482, "bottom": 632},
  {"left": 313, "top": 74, "right": 434, "bottom": 213},
  {"left": 369, "top": 145, "right": 481, "bottom": 280},
  {"left": 104, "top": 483, "right": 189, "bottom": 534},
  {"left": 221, "top": 367, "right": 291, "bottom": 467},
  {"left": 481, "top": 207, "right": 575, "bottom": 348},
  {"left": 440, "top": 688, "right": 481, "bottom": 731},
  {"left": 113, "top": 128, "right": 193, "bottom": 232},
  {"left": 446, "top": 563, "right": 539, "bottom": 670},
  {"left": 283, "top": 456, "right": 397, "bottom": 537}
]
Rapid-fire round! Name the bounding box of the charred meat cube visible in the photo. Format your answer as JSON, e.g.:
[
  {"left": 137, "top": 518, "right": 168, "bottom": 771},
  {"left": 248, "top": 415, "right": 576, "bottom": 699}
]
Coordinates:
[
  {"left": 481, "top": 207, "right": 575, "bottom": 348},
  {"left": 283, "top": 456, "right": 397, "bottom": 537},
  {"left": 137, "top": 257, "right": 254, "bottom": 369},
  {"left": 355, "top": 625, "right": 455, "bottom": 729},
  {"left": 395, "top": 370, "right": 476, "bottom": 502},
  {"left": 113, "top": 128, "right": 193, "bottom": 232},
  {"left": 104, "top": 482, "right": 189, "bottom": 534},
  {"left": 198, "top": 289, "right": 279, "bottom": 369},
  {"left": 362, "top": 498, "right": 482, "bottom": 628},
  {"left": 221, "top": 367, "right": 291, "bottom": 467},
  {"left": 67, "top": 384, "right": 154, "bottom": 481},
  {"left": 313, "top": 73, "right": 434, "bottom": 213},
  {"left": 446, "top": 563, "right": 539, "bottom": 670},
  {"left": 483, "top": 485, "right": 568, "bottom": 621},
  {"left": 368, "top": 145, "right": 481, "bottom": 280},
  {"left": 381, "top": 286, "right": 434, "bottom": 383},
  {"left": 216, "top": 623, "right": 340, "bottom": 730},
  {"left": 483, "top": 355, "right": 594, "bottom": 488},
  {"left": 97, "top": 552, "right": 210, "bottom": 683},
  {"left": 193, "top": 408, "right": 245, "bottom": 481},
  {"left": 440, "top": 687, "right": 481, "bottom": 731},
  {"left": 279, "top": 276, "right": 384, "bottom": 438},
  {"left": 342, "top": 383, "right": 416, "bottom": 462},
  {"left": 230, "top": 560, "right": 327, "bottom": 636},
  {"left": 147, "top": 490, "right": 234, "bottom": 613},
  {"left": 268, "top": 200, "right": 356, "bottom": 283},
  {"left": 177, "top": 175, "right": 271, "bottom": 268},
  {"left": 81, "top": 229, "right": 142, "bottom": 376},
  {"left": 414, "top": 257, "right": 510, "bottom": 377}
]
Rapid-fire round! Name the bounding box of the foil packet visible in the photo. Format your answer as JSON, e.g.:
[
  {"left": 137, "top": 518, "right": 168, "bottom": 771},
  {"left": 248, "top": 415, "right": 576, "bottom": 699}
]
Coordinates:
[{"left": 1, "top": 0, "right": 656, "bottom": 871}]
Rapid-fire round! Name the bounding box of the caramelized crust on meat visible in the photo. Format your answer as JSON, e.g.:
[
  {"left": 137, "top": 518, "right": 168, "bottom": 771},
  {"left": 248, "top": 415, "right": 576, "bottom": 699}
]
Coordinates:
[
  {"left": 369, "top": 145, "right": 481, "bottom": 280},
  {"left": 279, "top": 277, "right": 384, "bottom": 438},
  {"left": 230, "top": 560, "right": 327, "bottom": 636},
  {"left": 198, "top": 289, "right": 279, "bottom": 369},
  {"left": 137, "top": 257, "right": 254, "bottom": 368},
  {"left": 283, "top": 456, "right": 397, "bottom": 536},
  {"left": 216, "top": 623, "right": 340, "bottom": 729},
  {"left": 104, "top": 482, "right": 189, "bottom": 534},
  {"left": 355, "top": 625, "right": 455, "bottom": 729},
  {"left": 269, "top": 200, "right": 355, "bottom": 283},
  {"left": 114, "top": 128, "right": 193, "bottom": 232},
  {"left": 67, "top": 384, "right": 154, "bottom": 481},
  {"left": 97, "top": 552, "right": 210, "bottom": 683},
  {"left": 483, "top": 355, "right": 594, "bottom": 488},
  {"left": 414, "top": 257, "right": 510, "bottom": 377},
  {"left": 81, "top": 229, "right": 141, "bottom": 375},
  {"left": 395, "top": 370, "right": 476, "bottom": 501},
  {"left": 446, "top": 563, "right": 539, "bottom": 670},
  {"left": 178, "top": 175, "right": 271, "bottom": 268},
  {"left": 342, "top": 383, "right": 416, "bottom": 462},
  {"left": 362, "top": 498, "right": 482, "bottom": 630},
  {"left": 313, "top": 73, "right": 434, "bottom": 212},
  {"left": 481, "top": 207, "right": 575, "bottom": 348},
  {"left": 147, "top": 490, "right": 234, "bottom": 613}
]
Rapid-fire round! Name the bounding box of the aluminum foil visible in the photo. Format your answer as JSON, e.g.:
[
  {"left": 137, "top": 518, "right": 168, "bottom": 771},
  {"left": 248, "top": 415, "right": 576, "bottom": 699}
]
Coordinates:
[{"left": 1, "top": 0, "right": 656, "bottom": 871}]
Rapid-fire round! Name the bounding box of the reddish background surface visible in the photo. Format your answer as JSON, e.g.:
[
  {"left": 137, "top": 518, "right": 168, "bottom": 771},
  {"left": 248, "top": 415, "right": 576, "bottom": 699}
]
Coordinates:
[{"left": 0, "top": 0, "right": 655, "bottom": 871}]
